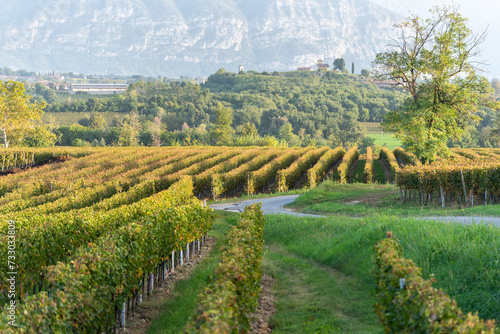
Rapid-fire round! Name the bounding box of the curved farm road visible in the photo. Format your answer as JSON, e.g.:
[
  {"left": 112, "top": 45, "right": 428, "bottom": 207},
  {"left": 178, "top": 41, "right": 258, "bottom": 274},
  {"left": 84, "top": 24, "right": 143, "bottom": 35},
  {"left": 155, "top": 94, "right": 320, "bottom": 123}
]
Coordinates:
[
  {"left": 210, "top": 195, "right": 322, "bottom": 218},
  {"left": 210, "top": 195, "right": 500, "bottom": 227}
]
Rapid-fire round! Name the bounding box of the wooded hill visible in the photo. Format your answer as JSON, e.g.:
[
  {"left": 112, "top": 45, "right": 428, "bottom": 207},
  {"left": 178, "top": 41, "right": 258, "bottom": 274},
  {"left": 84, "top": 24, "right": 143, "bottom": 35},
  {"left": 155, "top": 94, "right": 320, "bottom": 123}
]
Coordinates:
[{"left": 42, "top": 70, "right": 406, "bottom": 147}]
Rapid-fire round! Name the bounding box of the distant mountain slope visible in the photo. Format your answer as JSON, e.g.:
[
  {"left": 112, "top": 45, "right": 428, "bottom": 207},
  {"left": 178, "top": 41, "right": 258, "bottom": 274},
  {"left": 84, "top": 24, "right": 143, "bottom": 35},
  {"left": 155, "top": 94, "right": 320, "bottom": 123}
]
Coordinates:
[{"left": 0, "top": 0, "right": 402, "bottom": 77}]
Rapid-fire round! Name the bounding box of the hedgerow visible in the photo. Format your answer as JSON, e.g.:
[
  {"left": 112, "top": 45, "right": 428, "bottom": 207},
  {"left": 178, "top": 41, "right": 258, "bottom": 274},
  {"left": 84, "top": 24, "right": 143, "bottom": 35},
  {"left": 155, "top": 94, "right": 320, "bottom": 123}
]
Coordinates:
[
  {"left": 393, "top": 147, "right": 421, "bottom": 167},
  {"left": 364, "top": 147, "right": 374, "bottom": 183},
  {"left": 276, "top": 147, "right": 326, "bottom": 192}
]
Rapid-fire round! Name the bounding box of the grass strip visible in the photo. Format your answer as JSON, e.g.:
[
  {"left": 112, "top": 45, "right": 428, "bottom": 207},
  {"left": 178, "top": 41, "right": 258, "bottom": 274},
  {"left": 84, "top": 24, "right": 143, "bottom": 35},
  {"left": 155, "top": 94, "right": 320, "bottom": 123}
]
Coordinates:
[
  {"left": 263, "top": 243, "right": 382, "bottom": 333},
  {"left": 372, "top": 159, "right": 387, "bottom": 184},
  {"left": 351, "top": 159, "right": 366, "bottom": 183},
  {"left": 264, "top": 213, "right": 500, "bottom": 322},
  {"left": 147, "top": 211, "right": 238, "bottom": 334},
  {"left": 288, "top": 181, "right": 500, "bottom": 217}
]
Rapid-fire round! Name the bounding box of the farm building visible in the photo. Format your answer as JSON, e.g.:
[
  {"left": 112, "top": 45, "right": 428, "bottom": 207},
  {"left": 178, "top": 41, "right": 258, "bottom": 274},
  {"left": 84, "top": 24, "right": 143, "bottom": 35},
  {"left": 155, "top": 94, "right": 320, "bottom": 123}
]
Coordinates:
[{"left": 69, "top": 83, "right": 128, "bottom": 94}]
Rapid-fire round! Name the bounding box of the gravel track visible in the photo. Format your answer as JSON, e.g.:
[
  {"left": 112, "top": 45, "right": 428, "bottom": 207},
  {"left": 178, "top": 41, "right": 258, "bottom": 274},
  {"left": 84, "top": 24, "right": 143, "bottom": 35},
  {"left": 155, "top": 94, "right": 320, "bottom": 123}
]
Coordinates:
[{"left": 210, "top": 195, "right": 500, "bottom": 226}]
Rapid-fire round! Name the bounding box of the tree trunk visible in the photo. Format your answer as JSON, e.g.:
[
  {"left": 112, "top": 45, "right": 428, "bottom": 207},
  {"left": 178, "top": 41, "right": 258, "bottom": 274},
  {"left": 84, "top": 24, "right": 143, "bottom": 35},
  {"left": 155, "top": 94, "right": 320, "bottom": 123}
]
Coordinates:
[{"left": 2, "top": 130, "right": 8, "bottom": 148}]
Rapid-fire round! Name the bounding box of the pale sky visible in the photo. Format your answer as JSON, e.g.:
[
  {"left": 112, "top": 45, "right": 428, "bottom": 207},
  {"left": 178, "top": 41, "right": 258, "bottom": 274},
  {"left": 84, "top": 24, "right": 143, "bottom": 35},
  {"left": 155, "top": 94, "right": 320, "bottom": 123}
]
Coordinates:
[{"left": 370, "top": 0, "right": 500, "bottom": 79}]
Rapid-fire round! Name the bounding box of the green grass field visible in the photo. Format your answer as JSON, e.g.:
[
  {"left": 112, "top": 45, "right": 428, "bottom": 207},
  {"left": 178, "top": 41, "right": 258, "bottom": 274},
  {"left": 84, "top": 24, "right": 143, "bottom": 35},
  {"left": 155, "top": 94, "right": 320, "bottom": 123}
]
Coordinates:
[
  {"left": 366, "top": 133, "right": 402, "bottom": 150},
  {"left": 360, "top": 122, "right": 403, "bottom": 150},
  {"left": 287, "top": 181, "right": 500, "bottom": 217},
  {"left": 264, "top": 213, "right": 500, "bottom": 326}
]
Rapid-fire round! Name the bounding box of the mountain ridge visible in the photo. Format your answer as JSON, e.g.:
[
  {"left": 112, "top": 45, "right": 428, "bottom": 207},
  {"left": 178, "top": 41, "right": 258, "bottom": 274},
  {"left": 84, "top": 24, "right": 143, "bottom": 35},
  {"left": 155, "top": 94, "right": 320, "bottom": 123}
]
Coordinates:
[{"left": 0, "top": 0, "right": 402, "bottom": 77}]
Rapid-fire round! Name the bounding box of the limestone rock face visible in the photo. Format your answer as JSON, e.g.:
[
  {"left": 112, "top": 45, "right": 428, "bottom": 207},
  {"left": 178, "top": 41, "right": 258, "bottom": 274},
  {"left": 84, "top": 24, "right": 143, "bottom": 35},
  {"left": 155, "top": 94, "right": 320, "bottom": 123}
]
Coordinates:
[{"left": 0, "top": 0, "right": 401, "bottom": 76}]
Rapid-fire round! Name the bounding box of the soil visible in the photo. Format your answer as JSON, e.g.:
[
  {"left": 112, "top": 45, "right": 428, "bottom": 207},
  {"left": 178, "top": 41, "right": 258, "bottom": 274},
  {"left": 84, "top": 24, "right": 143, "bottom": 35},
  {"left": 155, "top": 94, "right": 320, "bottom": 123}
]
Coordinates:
[
  {"left": 117, "top": 237, "right": 216, "bottom": 334},
  {"left": 250, "top": 274, "right": 276, "bottom": 334}
]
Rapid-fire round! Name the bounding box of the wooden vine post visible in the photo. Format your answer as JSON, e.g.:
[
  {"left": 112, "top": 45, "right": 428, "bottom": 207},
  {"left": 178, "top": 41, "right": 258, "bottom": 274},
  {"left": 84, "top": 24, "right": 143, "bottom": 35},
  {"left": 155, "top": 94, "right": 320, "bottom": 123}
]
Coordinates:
[
  {"left": 460, "top": 169, "right": 468, "bottom": 206},
  {"left": 440, "top": 183, "right": 445, "bottom": 208}
]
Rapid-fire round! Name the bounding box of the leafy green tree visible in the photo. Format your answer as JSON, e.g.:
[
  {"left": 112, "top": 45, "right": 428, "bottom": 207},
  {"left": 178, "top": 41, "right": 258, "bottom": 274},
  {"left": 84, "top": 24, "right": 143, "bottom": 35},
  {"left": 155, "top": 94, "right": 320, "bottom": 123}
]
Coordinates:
[
  {"left": 0, "top": 81, "right": 47, "bottom": 147},
  {"left": 492, "top": 79, "right": 500, "bottom": 96},
  {"left": 333, "top": 58, "right": 346, "bottom": 71},
  {"left": 351, "top": 62, "right": 355, "bottom": 74},
  {"left": 86, "top": 97, "right": 103, "bottom": 113},
  {"left": 118, "top": 111, "right": 141, "bottom": 146},
  {"left": 88, "top": 113, "right": 106, "bottom": 129},
  {"left": 149, "top": 115, "right": 163, "bottom": 146},
  {"left": 22, "top": 125, "right": 56, "bottom": 147},
  {"left": 278, "top": 122, "right": 293, "bottom": 143},
  {"left": 374, "top": 5, "right": 497, "bottom": 162},
  {"left": 210, "top": 103, "right": 235, "bottom": 146},
  {"left": 361, "top": 69, "right": 370, "bottom": 77},
  {"left": 337, "top": 117, "right": 364, "bottom": 147},
  {"left": 238, "top": 122, "right": 258, "bottom": 137},
  {"left": 118, "top": 124, "right": 139, "bottom": 146}
]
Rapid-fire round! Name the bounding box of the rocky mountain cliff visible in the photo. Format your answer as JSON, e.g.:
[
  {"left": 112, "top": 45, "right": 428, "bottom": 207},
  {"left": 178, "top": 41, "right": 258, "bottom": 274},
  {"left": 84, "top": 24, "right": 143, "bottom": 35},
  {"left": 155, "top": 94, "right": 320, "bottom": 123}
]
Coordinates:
[{"left": 0, "top": 0, "right": 402, "bottom": 77}]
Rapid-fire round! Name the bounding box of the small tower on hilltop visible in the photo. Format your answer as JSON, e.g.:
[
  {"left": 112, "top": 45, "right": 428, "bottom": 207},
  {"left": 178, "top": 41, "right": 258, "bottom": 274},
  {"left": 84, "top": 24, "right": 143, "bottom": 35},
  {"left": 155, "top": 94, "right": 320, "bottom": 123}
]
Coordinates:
[
  {"left": 317, "top": 59, "right": 330, "bottom": 70},
  {"left": 239, "top": 64, "right": 244, "bottom": 73}
]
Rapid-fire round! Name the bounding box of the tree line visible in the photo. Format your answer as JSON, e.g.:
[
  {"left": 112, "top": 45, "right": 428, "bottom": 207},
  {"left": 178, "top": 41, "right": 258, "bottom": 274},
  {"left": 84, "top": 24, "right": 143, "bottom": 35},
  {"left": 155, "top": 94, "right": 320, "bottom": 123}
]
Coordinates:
[{"left": 34, "top": 69, "right": 407, "bottom": 148}]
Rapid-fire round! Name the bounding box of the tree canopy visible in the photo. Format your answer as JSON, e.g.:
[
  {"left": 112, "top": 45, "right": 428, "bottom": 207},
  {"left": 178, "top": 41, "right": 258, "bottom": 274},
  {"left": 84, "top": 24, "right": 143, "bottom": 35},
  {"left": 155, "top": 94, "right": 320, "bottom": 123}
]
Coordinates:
[
  {"left": 374, "top": 5, "right": 498, "bottom": 162},
  {"left": 0, "top": 80, "right": 49, "bottom": 148},
  {"left": 210, "top": 103, "right": 235, "bottom": 146}
]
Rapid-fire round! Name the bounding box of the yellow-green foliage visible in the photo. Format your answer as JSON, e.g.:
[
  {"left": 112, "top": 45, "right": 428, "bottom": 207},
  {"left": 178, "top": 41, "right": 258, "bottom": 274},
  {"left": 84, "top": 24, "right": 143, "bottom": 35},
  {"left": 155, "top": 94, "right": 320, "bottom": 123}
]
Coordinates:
[
  {"left": 307, "top": 147, "right": 345, "bottom": 188},
  {"left": 337, "top": 145, "right": 359, "bottom": 184},
  {"left": 0, "top": 177, "right": 199, "bottom": 299},
  {"left": 0, "top": 177, "right": 215, "bottom": 333},
  {"left": 379, "top": 147, "right": 399, "bottom": 183},
  {"left": 193, "top": 148, "right": 260, "bottom": 194},
  {"left": 364, "top": 147, "right": 374, "bottom": 183},
  {"left": 374, "top": 236, "right": 497, "bottom": 333},
  {"left": 214, "top": 149, "right": 281, "bottom": 196},
  {"left": 397, "top": 160, "right": 500, "bottom": 200},
  {"left": 276, "top": 147, "right": 327, "bottom": 192},
  {"left": 247, "top": 149, "right": 304, "bottom": 195},
  {"left": 184, "top": 204, "right": 265, "bottom": 333},
  {"left": 393, "top": 147, "right": 422, "bottom": 166}
]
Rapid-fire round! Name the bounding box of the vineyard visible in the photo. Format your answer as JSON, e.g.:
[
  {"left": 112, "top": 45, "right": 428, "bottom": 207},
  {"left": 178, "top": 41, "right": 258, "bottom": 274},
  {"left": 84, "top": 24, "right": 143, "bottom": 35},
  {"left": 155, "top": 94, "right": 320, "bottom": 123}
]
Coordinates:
[
  {"left": 0, "top": 145, "right": 354, "bottom": 332},
  {"left": 0, "top": 145, "right": 499, "bottom": 331},
  {"left": 0, "top": 145, "right": 498, "bottom": 205},
  {"left": 397, "top": 148, "right": 500, "bottom": 207}
]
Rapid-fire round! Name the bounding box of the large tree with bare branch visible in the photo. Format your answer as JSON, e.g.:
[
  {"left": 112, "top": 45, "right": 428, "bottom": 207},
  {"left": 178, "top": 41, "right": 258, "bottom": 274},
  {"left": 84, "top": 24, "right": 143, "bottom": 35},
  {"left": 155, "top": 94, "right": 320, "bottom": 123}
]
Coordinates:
[{"left": 374, "top": 5, "right": 496, "bottom": 162}]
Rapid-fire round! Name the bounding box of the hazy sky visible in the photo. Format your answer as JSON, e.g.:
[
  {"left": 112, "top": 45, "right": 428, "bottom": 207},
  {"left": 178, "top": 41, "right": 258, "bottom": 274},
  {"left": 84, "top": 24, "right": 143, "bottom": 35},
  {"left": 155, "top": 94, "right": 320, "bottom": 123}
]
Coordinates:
[{"left": 370, "top": 0, "right": 500, "bottom": 79}]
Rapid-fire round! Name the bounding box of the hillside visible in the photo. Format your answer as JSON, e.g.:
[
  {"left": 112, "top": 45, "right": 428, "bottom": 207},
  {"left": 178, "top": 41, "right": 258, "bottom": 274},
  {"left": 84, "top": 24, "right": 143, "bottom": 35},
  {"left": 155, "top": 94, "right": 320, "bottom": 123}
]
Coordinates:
[
  {"left": 0, "top": 0, "right": 402, "bottom": 76},
  {"left": 43, "top": 71, "right": 407, "bottom": 147}
]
